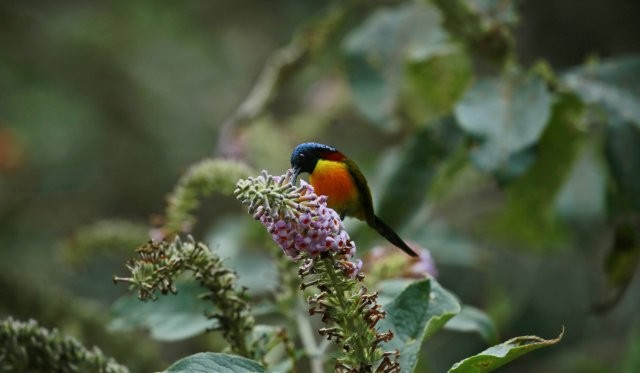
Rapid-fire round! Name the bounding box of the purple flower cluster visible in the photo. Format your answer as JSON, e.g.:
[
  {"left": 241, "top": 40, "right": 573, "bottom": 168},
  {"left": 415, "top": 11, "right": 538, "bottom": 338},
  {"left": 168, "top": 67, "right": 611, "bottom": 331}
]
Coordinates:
[
  {"left": 410, "top": 248, "right": 438, "bottom": 278},
  {"left": 257, "top": 181, "right": 362, "bottom": 277},
  {"left": 367, "top": 245, "right": 438, "bottom": 279},
  {"left": 262, "top": 193, "right": 354, "bottom": 258},
  {"left": 237, "top": 171, "right": 361, "bottom": 277}
]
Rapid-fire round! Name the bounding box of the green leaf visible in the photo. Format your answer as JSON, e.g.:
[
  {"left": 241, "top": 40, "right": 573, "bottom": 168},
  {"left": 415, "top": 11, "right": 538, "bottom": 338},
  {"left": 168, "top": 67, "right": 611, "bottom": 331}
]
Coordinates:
[
  {"left": 342, "top": 2, "right": 449, "bottom": 127},
  {"left": 485, "top": 93, "right": 585, "bottom": 247},
  {"left": 448, "top": 328, "right": 564, "bottom": 372},
  {"left": 454, "top": 71, "right": 552, "bottom": 177},
  {"left": 343, "top": 54, "right": 396, "bottom": 126},
  {"left": 402, "top": 50, "right": 472, "bottom": 125},
  {"left": 110, "top": 280, "right": 216, "bottom": 342},
  {"left": 380, "top": 279, "right": 461, "bottom": 372},
  {"left": 377, "top": 278, "right": 414, "bottom": 306},
  {"left": 165, "top": 352, "right": 264, "bottom": 373},
  {"left": 445, "top": 306, "right": 499, "bottom": 345},
  {"left": 554, "top": 141, "right": 607, "bottom": 224},
  {"left": 421, "top": 280, "right": 462, "bottom": 341},
  {"left": 563, "top": 56, "right": 640, "bottom": 126}
]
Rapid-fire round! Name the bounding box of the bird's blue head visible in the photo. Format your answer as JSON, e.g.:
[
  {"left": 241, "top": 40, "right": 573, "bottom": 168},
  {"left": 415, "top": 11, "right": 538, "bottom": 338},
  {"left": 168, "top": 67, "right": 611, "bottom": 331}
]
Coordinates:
[{"left": 290, "top": 142, "right": 337, "bottom": 183}]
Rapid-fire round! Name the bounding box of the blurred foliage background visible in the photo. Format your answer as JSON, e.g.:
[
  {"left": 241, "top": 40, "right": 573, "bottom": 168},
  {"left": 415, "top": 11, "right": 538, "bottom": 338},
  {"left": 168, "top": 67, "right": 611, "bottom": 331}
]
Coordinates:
[{"left": 1, "top": 0, "right": 640, "bottom": 372}]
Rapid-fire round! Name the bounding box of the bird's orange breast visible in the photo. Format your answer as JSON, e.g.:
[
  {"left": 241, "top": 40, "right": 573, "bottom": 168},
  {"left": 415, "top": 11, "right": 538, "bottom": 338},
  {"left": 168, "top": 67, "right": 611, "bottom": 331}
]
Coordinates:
[{"left": 309, "top": 159, "right": 362, "bottom": 218}]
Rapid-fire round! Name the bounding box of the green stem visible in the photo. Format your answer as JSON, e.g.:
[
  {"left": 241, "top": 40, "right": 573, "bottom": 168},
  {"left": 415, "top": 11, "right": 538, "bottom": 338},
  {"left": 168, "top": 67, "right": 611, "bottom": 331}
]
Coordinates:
[{"left": 318, "top": 255, "right": 378, "bottom": 369}]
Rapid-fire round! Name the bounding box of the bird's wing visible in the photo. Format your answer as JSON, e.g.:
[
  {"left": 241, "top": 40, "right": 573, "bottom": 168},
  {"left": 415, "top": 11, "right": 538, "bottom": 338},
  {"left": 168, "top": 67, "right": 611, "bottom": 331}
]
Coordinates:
[{"left": 343, "top": 158, "right": 376, "bottom": 224}]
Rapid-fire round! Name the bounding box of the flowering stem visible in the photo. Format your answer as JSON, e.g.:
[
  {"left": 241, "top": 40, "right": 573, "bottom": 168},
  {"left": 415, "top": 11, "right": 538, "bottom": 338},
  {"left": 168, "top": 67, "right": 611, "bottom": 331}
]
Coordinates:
[
  {"left": 113, "top": 237, "right": 254, "bottom": 359},
  {"left": 317, "top": 255, "right": 380, "bottom": 368},
  {"left": 235, "top": 170, "right": 400, "bottom": 372}
]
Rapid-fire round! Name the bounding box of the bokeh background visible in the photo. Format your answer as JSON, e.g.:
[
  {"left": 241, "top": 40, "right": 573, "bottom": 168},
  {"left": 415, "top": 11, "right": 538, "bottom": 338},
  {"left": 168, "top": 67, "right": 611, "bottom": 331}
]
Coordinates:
[{"left": 1, "top": 0, "right": 640, "bottom": 372}]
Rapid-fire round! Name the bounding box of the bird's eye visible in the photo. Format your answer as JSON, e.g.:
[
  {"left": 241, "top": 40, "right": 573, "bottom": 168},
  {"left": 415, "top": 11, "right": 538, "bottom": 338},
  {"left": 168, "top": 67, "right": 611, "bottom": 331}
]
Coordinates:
[{"left": 298, "top": 154, "right": 305, "bottom": 159}]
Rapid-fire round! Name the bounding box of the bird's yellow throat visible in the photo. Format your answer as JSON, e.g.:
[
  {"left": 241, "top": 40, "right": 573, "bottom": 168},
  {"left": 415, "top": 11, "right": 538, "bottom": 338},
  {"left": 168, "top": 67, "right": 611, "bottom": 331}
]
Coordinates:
[{"left": 309, "top": 159, "right": 361, "bottom": 218}]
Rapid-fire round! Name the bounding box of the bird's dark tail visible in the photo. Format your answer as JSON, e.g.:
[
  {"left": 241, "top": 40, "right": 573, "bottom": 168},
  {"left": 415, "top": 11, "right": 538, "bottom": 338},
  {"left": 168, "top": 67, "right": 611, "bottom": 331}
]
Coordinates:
[{"left": 372, "top": 215, "right": 418, "bottom": 257}]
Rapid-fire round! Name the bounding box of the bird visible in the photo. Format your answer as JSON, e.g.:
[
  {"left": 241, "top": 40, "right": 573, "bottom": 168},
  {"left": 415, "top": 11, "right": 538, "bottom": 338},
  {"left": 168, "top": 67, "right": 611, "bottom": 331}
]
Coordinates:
[{"left": 290, "top": 142, "right": 418, "bottom": 257}]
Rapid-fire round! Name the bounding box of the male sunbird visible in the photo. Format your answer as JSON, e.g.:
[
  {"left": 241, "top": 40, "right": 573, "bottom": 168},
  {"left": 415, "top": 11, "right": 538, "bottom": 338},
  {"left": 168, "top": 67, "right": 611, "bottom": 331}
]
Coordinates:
[{"left": 290, "top": 142, "right": 418, "bottom": 257}]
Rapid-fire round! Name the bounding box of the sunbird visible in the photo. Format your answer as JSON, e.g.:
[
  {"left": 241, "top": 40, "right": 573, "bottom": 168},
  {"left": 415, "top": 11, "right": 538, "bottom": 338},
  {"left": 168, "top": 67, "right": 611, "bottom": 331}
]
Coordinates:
[{"left": 290, "top": 142, "right": 418, "bottom": 257}]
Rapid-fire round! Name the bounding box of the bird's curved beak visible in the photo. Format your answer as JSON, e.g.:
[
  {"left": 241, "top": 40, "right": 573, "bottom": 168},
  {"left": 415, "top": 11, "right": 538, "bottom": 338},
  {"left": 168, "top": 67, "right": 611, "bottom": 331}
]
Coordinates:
[{"left": 291, "top": 167, "right": 301, "bottom": 185}]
